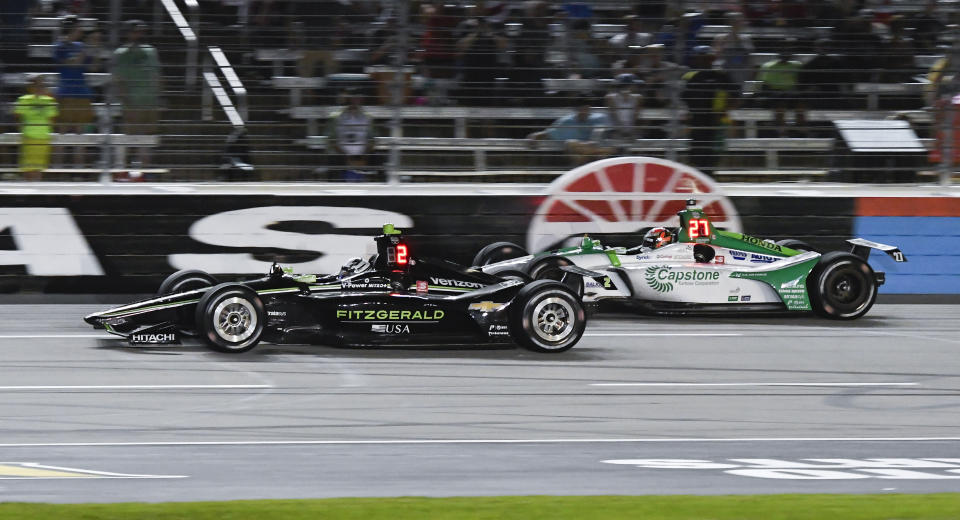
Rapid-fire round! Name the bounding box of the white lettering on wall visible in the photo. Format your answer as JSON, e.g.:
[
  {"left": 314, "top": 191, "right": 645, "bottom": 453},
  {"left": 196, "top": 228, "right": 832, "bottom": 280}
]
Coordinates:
[
  {"left": 0, "top": 208, "right": 103, "bottom": 275},
  {"left": 169, "top": 206, "right": 414, "bottom": 274}
]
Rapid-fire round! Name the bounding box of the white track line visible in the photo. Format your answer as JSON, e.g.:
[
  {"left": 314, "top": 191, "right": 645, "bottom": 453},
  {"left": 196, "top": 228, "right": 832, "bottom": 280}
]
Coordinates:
[
  {"left": 0, "top": 334, "right": 113, "bottom": 339},
  {"left": 0, "top": 437, "right": 958, "bottom": 448},
  {"left": 590, "top": 382, "right": 919, "bottom": 387},
  {"left": 0, "top": 462, "right": 187, "bottom": 479},
  {"left": 584, "top": 332, "right": 742, "bottom": 337},
  {"left": 2, "top": 333, "right": 742, "bottom": 339},
  {"left": 0, "top": 385, "right": 272, "bottom": 390}
]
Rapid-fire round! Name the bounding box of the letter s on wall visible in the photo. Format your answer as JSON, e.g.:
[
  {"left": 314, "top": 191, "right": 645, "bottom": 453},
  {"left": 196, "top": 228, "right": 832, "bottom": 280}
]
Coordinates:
[{"left": 169, "top": 206, "right": 414, "bottom": 274}]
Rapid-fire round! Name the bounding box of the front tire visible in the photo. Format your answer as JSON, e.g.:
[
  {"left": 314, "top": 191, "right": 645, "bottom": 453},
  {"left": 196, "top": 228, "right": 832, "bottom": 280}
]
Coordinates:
[
  {"left": 529, "top": 257, "right": 584, "bottom": 297},
  {"left": 809, "top": 251, "right": 877, "bottom": 320},
  {"left": 509, "top": 280, "right": 586, "bottom": 353},
  {"left": 472, "top": 241, "right": 528, "bottom": 267},
  {"left": 195, "top": 284, "right": 265, "bottom": 353},
  {"left": 157, "top": 269, "right": 219, "bottom": 335}
]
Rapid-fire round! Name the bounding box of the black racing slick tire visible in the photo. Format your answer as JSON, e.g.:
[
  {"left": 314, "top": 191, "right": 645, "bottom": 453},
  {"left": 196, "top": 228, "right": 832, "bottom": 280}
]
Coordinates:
[
  {"left": 775, "top": 239, "right": 821, "bottom": 254},
  {"left": 472, "top": 241, "right": 528, "bottom": 267},
  {"left": 195, "top": 283, "right": 265, "bottom": 353},
  {"left": 509, "top": 280, "right": 586, "bottom": 353},
  {"left": 529, "top": 257, "right": 584, "bottom": 297},
  {"left": 496, "top": 269, "right": 532, "bottom": 283},
  {"left": 809, "top": 251, "right": 878, "bottom": 320},
  {"left": 157, "top": 269, "right": 219, "bottom": 336},
  {"left": 157, "top": 269, "right": 218, "bottom": 296}
]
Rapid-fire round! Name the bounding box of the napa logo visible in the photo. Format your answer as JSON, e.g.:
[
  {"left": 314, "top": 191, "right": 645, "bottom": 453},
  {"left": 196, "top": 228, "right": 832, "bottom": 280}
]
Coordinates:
[{"left": 645, "top": 265, "right": 674, "bottom": 293}]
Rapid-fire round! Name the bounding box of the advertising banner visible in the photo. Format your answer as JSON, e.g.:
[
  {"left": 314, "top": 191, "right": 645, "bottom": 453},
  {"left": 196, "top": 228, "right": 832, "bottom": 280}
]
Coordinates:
[{"left": 0, "top": 158, "right": 953, "bottom": 294}]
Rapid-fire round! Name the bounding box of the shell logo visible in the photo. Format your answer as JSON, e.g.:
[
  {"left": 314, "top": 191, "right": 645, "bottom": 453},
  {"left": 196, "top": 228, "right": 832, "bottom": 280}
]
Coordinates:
[{"left": 527, "top": 157, "right": 742, "bottom": 252}]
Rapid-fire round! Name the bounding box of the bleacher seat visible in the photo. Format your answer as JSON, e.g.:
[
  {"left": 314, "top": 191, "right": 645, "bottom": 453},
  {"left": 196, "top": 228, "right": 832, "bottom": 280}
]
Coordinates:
[{"left": 0, "top": 133, "right": 160, "bottom": 170}]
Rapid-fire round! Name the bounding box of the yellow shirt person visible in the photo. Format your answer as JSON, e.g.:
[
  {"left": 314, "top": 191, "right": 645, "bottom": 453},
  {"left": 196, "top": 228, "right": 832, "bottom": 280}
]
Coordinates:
[{"left": 14, "top": 76, "right": 59, "bottom": 179}]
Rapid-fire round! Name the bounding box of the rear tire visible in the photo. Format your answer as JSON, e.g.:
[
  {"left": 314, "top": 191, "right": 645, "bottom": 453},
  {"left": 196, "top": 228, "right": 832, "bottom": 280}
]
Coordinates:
[
  {"left": 776, "top": 239, "right": 821, "bottom": 253},
  {"left": 529, "top": 257, "right": 584, "bottom": 297},
  {"left": 473, "top": 241, "right": 528, "bottom": 267},
  {"left": 509, "top": 280, "right": 586, "bottom": 353},
  {"left": 496, "top": 269, "right": 532, "bottom": 282},
  {"left": 156, "top": 270, "right": 219, "bottom": 335},
  {"left": 195, "top": 284, "right": 265, "bottom": 353},
  {"left": 809, "top": 251, "right": 877, "bottom": 320}
]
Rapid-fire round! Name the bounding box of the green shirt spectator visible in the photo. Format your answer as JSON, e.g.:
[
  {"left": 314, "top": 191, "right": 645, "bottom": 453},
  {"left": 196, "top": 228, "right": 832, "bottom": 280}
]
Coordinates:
[
  {"left": 114, "top": 42, "right": 161, "bottom": 107},
  {"left": 758, "top": 58, "right": 803, "bottom": 91},
  {"left": 15, "top": 92, "right": 58, "bottom": 140}
]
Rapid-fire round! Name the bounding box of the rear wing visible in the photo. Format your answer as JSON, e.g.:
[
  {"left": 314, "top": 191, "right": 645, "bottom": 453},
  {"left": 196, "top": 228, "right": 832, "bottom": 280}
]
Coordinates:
[{"left": 847, "top": 238, "right": 907, "bottom": 263}]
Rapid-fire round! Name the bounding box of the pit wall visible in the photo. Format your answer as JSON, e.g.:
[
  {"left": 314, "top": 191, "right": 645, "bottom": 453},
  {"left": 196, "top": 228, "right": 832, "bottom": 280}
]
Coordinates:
[
  {"left": 853, "top": 198, "right": 960, "bottom": 294},
  {"left": 0, "top": 194, "right": 955, "bottom": 295}
]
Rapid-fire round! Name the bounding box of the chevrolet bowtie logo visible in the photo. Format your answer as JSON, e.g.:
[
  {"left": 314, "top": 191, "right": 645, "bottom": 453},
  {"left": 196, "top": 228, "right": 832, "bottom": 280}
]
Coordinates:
[{"left": 468, "top": 301, "right": 504, "bottom": 312}]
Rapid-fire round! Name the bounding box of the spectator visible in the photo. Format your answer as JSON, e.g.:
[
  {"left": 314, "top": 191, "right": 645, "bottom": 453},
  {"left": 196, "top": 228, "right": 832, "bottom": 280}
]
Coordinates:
[
  {"left": 609, "top": 15, "right": 651, "bottom": 51},
  {"left": 605, "top": 73, "right": 643, "bottom": 140},
  {"left": 248, "top": 0, "right": 290, "bottom": 49},
  {"left": 681, "top": 46, "right": 737, "bottom": 176},
  {"left": 419, "top": 1, "right": 459, "bottom": 104},
  {"left": 653, "top": 12, "right": 705, "bottom": 66},
  {"left": 835, "top": 10, "right": 885, "bottom": 83},
  {"left": 83, "top": 25, "right": 106, "bottom": 81},
  {"left": 326, "top": 88, "right": 378, "bottom": 181},
  {"left": 0, "top": 0, "right": 34, "bottom": 66},
  {"left": 611, "top": 46, "right": 643, "bottom": 77},
  {"left": 712, "top": 12, "right": 754, "bottom": 86},
  {"left": 456, "top": 18, "right": 508, "bottom": 106},
  {"left": 368, "top": 16, "right": 399, "bottom": 66},
  {"left": 910, "top": 0, "right": 944, "bottom": 53},
  {"left": 778, "top": 0, "right": 811, "bottom": 27},
  {"left": 756, "top": 48, "right": 803, "bottom": 136},
  {"left": 0, "top": 61, "right": 4, "bottom": 131},
  {"left": 743, "top": 0, "right": 778, "bottom": 27},
  {"left": 527, "top": 94, "right": 613, "bottom": 166},
  {"left": 420, "top": 2, "right": 457, "bottom": 77},
  {"left": 514, "top": 1, "right": 552, "bottom": 66},
  {"left": 14, "top": 75, "right": 58, "bottom": 181},
  {"left": 221, "top": 127, "right": 254, "bottom": 181},
  {"left": 508, "top": 45, "right": 548, "bottom": 107},
  {"left": 114, "top": 20, "right": 161, "bottom": 170},
  {"left": 636, "top": 43, "right": 681, "bottom": 109},
  {"left": 929, "top": 43, "right": 960, "bottom": 106},
  {"left": 797, "top": 38, "right": 843, "bottom": 112},
  {"left": 54, "top": 15, "right": 96, "bottom": 167},
  {"left": 882, "top": 15, "right": 916, "bottom": 83},
  {"left": 566, "top": 19, "right": 606, "bottom": 78},
  {"left": 291, "top": 0, "right": 344, "bottom": 79},
  {"left": 55, "top": 0, "right": 91, "bottom": 17},
  {"left": 508, "top": 0, "right": 555, "bottom": 106},
  {"left": 459, "top": 0, "right": 513, "bottom": 26}
]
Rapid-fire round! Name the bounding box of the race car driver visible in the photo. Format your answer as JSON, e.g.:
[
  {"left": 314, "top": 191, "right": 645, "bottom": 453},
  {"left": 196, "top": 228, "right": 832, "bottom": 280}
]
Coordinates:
[{"left": 642, "top": 227, "right": 675, "bottom": 250}]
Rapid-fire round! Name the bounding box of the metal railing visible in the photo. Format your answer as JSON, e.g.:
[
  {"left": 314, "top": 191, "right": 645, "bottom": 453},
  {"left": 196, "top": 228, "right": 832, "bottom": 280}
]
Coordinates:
[
  {"left": 202, "top": 73, "right": 244, "bottom": 129},
  {"left": 158, "top": 0, "right": 198, "bottom": 89},
  {"left": 203, "top": 46, "right": 248, "bottom": 125}
]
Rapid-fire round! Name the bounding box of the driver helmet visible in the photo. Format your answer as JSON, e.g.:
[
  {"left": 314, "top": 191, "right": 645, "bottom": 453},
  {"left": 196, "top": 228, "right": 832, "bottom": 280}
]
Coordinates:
[
  {"left": 339, "top": 256, "right": 370, "bottom": 277},
  {"left": 642, "top": 227, "right": 674, "bottom": 250}
]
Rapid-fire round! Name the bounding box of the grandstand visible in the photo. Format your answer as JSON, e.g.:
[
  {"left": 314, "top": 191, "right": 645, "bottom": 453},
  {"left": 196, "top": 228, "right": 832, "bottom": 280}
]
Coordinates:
[{"left": 0, "top": 0, "right": 957, "bottom": 183}]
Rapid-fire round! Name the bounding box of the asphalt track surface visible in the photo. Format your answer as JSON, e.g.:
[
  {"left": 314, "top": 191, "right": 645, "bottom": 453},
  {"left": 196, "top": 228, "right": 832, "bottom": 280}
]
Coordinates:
[{"left": 1, "top": 304, "right": 959, "bottom": 503}]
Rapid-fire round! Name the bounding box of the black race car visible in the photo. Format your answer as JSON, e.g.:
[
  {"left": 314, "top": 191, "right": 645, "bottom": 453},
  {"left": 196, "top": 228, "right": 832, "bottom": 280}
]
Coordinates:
[{"left": 84, "top": 225, "right": 586, "bottom": 353}]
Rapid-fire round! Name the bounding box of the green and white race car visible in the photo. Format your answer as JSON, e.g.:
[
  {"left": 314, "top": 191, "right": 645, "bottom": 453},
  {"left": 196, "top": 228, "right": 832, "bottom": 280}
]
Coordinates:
[{"left": 474, "top": 200, "right": 906, "bottom": 320}]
